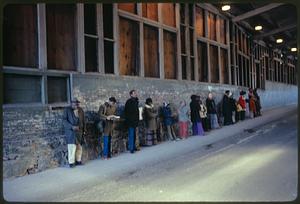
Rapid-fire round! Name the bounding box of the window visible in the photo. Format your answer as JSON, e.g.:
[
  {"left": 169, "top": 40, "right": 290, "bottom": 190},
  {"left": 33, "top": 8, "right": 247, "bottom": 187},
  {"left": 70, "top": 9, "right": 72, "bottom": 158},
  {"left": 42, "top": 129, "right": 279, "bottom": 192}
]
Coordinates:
[
  {"left": 162, "top": 3, "right": 176, "bottom": 27},
  {"left": 3, "top": 4, "right": 38, "bottom": 68},
  {"left": 119, "top": 17, "right": 140, "bottom": 76},
  {"left": 118, "top": 3, "right": 137, "bottom": 14},
  {"left": 46, "top": 4, "right": 76, "bottom": 70},
  {"left": 4, "top": 74, "right": 41, "bottom": 104},
  {"left": 197, "top": 42, "right": 208, "bottom": 82},
  {"left": 142, "top": 3, "right": 158, "bottom": 21},
  {"left": 210, "top": 45, "right": 219, "bottom": 83},
  {"left": 84, "top": 4, "right": 98, "bottom": 72},
  {"left": 144, "top": 25, "right": 159, "bottom": 78},
  {"left": 47, "top": 77, "right": 68, "bottom": 104},
  {"left": 164, "top": 31, "right": 177, "bottom": 79},
  {"left": 103, "top": 4, "right": 114, "bottom": 74},
  {"left": 195, "top": 6, "right": 204, "bottom": 37}
]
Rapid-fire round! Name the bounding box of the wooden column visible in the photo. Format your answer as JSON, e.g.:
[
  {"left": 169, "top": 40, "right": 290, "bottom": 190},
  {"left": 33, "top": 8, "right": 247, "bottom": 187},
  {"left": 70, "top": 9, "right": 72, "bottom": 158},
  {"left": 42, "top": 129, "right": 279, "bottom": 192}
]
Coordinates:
[
  {"left": 176, "top": 3, "right": 182, "bottom": 80},
  {"left": 185, "top": 4, "right": 191, "bottom": 80},
  {"left": 193, "top": 4, "right": 199, "bottom": 82},
  {"left": 204, "top": 10, "right": 211, "bottom": 82},
  {"left": 158, "top": 3, "right": 164, "bottom": 79},
  {"left": 37, "top": 4, "right": 47, "bottom": 70},
  {"left": 76, "top": 3, "right": 85, "bottom": 73},
  {"left": 97, "top": 4, "right": 105, "bottom": 74},
  {"left": 113, "top": 3, "right": 119, "bottom": 75},
  {"left": 216, "top": 16, "right": 221, "bottom": 84},
  {"left": 137, "top": 3, "right": 144, "bottom": 77},
  {"left": 226, "top": 19, "right": 231, "bottom": 84}
]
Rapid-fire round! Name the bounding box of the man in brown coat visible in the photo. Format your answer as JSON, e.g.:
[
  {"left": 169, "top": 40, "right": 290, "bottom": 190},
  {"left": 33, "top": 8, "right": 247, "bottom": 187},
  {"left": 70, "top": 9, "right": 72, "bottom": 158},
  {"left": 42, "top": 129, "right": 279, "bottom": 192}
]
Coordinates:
[{"left": 98, "top": 97, "right": 117, "bottom": 159}]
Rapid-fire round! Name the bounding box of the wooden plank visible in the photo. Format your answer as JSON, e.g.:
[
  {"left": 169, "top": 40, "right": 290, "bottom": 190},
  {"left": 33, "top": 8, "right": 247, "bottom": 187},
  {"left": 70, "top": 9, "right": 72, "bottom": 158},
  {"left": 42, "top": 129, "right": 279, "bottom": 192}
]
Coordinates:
[
  {"left": 3, "top": 4, "right": 38, "bottom": 68},
  {"left": 207, "top": 12, "right": 216, "bottom": 41},
  {"left": 47, "top": 4, "right": 76, "bottom": 71},
  {"left": 118, "top": 3, "right": 137, "bottom": 14},
  {"left": 119, "top": 17, "right": 139, "bottom": 76},
  {"left": 37, "top": 4, "right": 47, "bottom": 70},
  {"left": 219, "top": 17, "right": 226, "bottom": 44},
  {"left": 142, "top": 3, "right": 158, "bottom": 21},
  {"left": 185, "top": 4, "right": 191, "bottom": 80},
  {"left": 139, "top": 21, "right": 144, "bottom": 77},
  {"left": 164, "top": 31, "right": 177, "bottom": 79},
  {"left": 162, "top": 3, "right": 176, "bottom": 27},
  {"left": 195, "top": 6, "right": 204, "bottom": 37},
  {"left": 220, "top": 48, "right": 229, "bottom": 84},
  {"left": 216, "top": 15, "right": 220, "bottom": 43}
]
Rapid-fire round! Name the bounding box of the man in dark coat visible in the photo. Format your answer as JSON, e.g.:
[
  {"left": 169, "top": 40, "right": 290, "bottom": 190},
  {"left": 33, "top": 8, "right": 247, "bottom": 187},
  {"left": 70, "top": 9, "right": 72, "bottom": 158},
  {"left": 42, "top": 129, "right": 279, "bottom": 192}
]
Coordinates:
[
  {"left": 222, "top": 90, "right": 233, "bottom": 126},
  {"left": 63, "top": 98, "right": 85, "bottom": 168},
  {"left": 253, "top": 88, "right": 262, "bottom": 116},
  {"left": 124, "top": 90, "right": 139, "bottom": 153}
]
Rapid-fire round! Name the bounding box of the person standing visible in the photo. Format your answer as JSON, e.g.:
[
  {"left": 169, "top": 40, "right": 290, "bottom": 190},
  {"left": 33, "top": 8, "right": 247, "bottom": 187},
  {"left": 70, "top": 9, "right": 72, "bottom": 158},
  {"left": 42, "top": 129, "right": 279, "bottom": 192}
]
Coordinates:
[
  {"left": 206, "top": 92, "right": 220, "bottom": 129},
  {"left": 238, "top": 91, "right": 247, "bottom": 121},
  {"left": 98, "top": 97, "right": 117, "bottom": 159},
  {"left": 190, "top": 95, "right": 204, "bottom": 136},
  {"left": 143, "top": 98, "right": 158, "bottom": 146},
  {"left": 76, "top": 100, "right": 86, "bottom": 165},
  {"left": 253, "top": 88, "right": 262, "bottom": 116},
  {"left": 177, "top": 100, "right": 190, "bottom": 139},
  {"left": 63, "top": 98, "right": 84, "bottom": 168},
  {"left": 199, "top": 99, "right": 210, "bottom": 131},
  {"left": 124, "top": 90, "right": 140, "bottom": 153},
  {"left": 162, "top": 102, "right": 180, "bottom": 141},
  {"left": 222, "top": 90, "right": 233, "bottom": 126},
  {"left": 249, "top": 95, "right": 257, "bottom": 119}
]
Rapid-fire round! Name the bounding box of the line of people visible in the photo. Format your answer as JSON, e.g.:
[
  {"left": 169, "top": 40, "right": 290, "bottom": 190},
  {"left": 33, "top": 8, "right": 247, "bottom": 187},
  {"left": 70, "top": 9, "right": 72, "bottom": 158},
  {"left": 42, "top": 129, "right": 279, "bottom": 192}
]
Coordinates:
[{"left": 63, "top": 88, "right": 262, "bottom": 168}]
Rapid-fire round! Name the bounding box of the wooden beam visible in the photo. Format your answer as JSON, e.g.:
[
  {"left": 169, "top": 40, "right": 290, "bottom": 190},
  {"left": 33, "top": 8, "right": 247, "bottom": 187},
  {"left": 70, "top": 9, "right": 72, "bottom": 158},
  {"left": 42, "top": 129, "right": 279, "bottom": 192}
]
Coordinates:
[
  {"left": 193, "top": 4, "right": 199, "bottom": 82},
  {"left": 232, "top": 3, "right": 284, "bottom": 22},
  {"left": 255, "top": 23, "right": 297, "bottom": 39}
]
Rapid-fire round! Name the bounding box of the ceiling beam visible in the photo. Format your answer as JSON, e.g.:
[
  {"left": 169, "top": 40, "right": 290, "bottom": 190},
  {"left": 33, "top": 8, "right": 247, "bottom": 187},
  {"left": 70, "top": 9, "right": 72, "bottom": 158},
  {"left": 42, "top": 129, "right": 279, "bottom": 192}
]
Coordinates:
[
  {"left": 254, "top": 23, "right": 297, "bottom": 39},
  {"left": 232, "top": 3, "right": 284, "bottom": 22}
]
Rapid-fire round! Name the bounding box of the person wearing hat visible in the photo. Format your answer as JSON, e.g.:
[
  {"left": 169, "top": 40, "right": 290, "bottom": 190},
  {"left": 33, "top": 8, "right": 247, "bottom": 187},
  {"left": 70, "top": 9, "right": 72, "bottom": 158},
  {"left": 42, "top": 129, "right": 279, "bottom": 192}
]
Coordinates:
[
  {"left": 63, "top": 97, "right": 85, "bottom": 168},
  {"left": 238, "top": 91, "right": 247, "bottom": 121},
  {"left": 98, "top": 97, "right": 117, "bottom": 159}
]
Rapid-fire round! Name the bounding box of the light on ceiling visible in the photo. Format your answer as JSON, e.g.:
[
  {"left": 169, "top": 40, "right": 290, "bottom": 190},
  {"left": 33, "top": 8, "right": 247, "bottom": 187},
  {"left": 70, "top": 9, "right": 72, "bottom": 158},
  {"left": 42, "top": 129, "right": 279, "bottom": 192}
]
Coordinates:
[
  {"left": 255, "top": 25, "right": 263, "bottom": 31},
  {"left": 276, "top": 39, "right": 283, "bottom": 43},
  {"left": 291, "top": 47, "right": 297, "bottom": 52},
  {"left": 222, "top": 5, "right": 231, "bottom": 11}
]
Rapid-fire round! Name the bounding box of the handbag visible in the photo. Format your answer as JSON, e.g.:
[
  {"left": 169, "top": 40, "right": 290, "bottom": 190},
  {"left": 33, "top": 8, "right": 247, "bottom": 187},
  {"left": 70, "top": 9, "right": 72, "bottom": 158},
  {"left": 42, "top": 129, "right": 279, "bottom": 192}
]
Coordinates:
[{"left": 237, "top": 104, "right": 242, "bottom": 112}]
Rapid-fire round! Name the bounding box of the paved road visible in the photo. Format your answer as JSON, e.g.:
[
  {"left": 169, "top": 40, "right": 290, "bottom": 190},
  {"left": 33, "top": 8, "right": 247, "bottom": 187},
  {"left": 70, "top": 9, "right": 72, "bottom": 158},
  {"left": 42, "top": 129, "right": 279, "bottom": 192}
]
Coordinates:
[{"left": 58, "top": 112, "right": 297, "bottom": 202}]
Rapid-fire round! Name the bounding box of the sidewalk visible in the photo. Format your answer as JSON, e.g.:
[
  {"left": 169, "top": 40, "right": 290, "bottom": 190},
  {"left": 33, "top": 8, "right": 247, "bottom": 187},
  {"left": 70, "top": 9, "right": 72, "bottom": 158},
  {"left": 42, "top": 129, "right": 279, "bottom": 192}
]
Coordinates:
[{"left": 3, "top": 104, "right": 298, "bottom": 202}]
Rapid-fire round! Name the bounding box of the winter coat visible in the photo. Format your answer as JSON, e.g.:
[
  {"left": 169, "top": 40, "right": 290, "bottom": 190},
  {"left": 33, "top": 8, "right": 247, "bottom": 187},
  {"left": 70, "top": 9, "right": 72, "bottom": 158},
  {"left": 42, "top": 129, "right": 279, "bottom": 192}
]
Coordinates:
[
  {"left": 178, "top": 105, "right": 189, "bottom": 122},
  {"left": 143, "top": 104, "right": 157, "bottom": 130},
  {"left": 124, "top": 97, "right": 139, "bottom": 128},
  {"left": 76, "top": 107, "right": 86, "bottom": 144},
  {"left": 199, "top": 104, "right": 207, "bottom": 118},
  {"left": 63, "top": 106, "right": 79, "bottom": 144},
  {"left": 162, "top": 105, "right": 174, "bottom": 126},
  {"left": 190, "top": 100, "right": 201, "bottom": 123},
  {"left": 238, "top": 96, "right": 246, "bottom": 110},
  {"left": 98, "top": 103, "right": 117, "bottom": 136},
  {"left": 222, "top": 95, "right": 232, "bottom": 117},
  {"left": 206, "top": 98, "right": 217, "bottom": 114},
  {"left": 249, "top": 97, "right": 257, "bottom": 113}
]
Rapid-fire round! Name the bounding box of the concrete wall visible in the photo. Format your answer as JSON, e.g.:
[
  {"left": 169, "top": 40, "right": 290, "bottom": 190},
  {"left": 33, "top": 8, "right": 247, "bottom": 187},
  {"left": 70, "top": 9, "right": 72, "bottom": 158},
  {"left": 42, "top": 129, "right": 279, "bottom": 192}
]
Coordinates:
[{"left": 3, "top": 74, "right": 298, "bottom": 178}]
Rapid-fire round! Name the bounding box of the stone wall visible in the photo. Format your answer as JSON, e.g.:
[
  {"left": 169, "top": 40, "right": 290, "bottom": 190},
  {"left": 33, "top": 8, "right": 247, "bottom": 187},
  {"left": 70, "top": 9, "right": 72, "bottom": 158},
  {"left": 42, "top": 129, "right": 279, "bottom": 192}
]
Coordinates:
[{"left": 2, "top": 74, "right": 297, "bottom": 178}]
